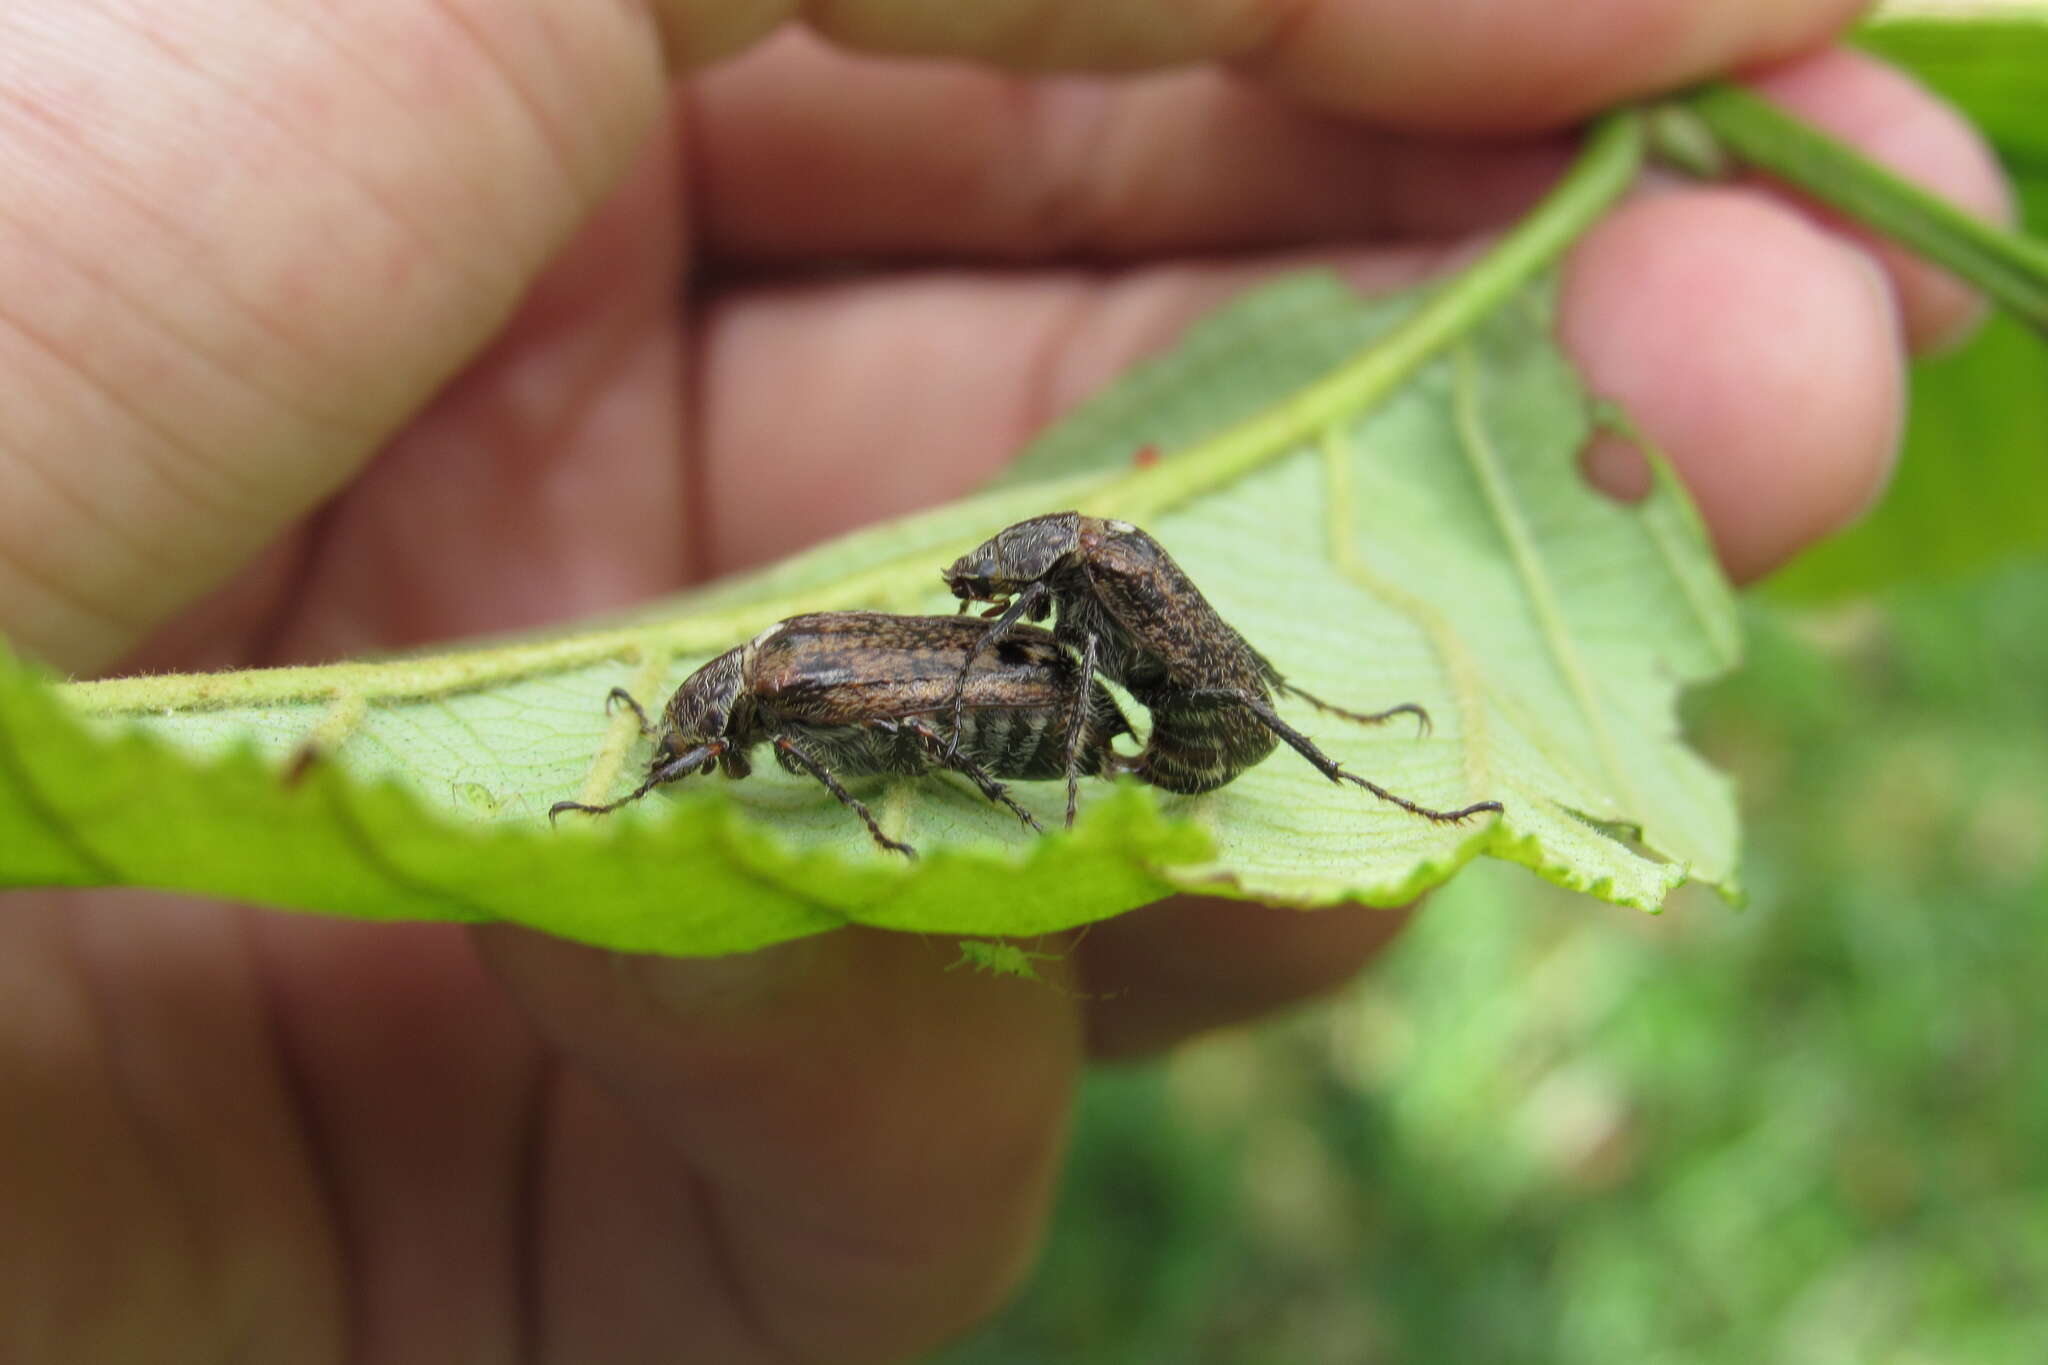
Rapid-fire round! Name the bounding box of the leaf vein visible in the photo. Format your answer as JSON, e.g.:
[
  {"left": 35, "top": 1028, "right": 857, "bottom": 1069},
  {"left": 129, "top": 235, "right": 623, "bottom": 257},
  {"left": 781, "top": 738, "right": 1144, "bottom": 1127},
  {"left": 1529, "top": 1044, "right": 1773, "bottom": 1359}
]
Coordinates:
[
  {"left": 1319, "top": 423, "right": 1496, "bottom": 805},
  {"left": 570, "top": 654, "right": 669, "bottom": 806},
  {"left": 1592, "top": 403, "right": 1741, "bottom": 667},
  {"left": 319, "top": 781, "right": 496, "bottom": 921},
  {"left": 1451, "top": 346, "right": 1642, "bottom": 813},
  {"left": 0, "top": 693, "right": 122, "bottom": 882}
]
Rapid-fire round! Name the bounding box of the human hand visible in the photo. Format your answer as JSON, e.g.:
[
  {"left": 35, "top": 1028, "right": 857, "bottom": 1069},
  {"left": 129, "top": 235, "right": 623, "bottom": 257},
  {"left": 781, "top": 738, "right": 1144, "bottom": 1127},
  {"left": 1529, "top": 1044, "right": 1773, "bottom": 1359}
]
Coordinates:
[{"left": 0, "top": 2, "right": 2008, "bottom": 1360}]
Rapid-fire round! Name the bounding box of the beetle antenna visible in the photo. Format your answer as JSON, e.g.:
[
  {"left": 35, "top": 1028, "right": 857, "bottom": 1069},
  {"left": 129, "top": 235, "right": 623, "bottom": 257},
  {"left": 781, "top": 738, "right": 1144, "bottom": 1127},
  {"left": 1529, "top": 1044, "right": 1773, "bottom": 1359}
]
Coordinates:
[{"left": 549, "top": 742, "right": 722, "bottom": 823}]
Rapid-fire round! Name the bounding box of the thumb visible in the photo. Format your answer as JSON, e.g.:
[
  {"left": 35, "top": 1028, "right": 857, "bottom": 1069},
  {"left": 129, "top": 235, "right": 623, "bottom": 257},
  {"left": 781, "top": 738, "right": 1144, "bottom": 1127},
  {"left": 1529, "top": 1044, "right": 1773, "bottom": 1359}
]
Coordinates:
[
  {"left": 474, "top": 923, "right": 1081, "bottom": 1363},
  {"left": 0, "top": 1, "right": 776, "bottom": 673}
]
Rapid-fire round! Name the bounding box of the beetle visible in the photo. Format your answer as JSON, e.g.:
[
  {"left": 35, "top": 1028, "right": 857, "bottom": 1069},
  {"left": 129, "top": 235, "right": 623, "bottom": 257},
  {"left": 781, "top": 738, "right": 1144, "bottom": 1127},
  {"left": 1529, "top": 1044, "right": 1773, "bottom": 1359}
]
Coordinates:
[
  {"left": 548, "top": 611, "right": 1134, "bottom": 857},
  {"left": 942, "top": 512, "right": 1502, "bottom": 826}
]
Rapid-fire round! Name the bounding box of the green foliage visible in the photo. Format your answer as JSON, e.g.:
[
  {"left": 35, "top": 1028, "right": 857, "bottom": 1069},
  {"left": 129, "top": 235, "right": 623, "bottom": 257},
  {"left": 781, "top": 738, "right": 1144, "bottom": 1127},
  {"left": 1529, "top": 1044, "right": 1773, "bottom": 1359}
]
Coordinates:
[
  {"left": 1863, "top": 13, "right": 2048, "bottom": 197},
  {"left": 1771, "top": 13, "right": 2048, "bottom": 600},
  {"left": 0, "top": 271, "right": 1739, "bottom": 951},
  {"left": 943, "top": 557, "right": 2048, "bottom": 1365}
]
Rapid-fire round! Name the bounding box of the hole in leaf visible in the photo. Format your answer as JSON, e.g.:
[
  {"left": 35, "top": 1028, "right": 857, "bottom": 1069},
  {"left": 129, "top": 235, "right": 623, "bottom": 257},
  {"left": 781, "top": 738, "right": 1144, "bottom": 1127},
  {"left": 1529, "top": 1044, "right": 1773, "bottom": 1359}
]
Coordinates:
[{"left": 1579, "top": 431, "right": 1652, "bottom": 504}]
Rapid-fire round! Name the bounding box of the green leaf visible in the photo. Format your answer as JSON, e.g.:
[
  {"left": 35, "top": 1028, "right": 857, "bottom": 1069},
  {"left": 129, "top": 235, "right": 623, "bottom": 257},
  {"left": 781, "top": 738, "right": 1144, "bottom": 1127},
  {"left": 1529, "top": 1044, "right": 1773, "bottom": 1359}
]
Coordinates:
[
  {"left": 0, "top": 265, "right": 1741, "bottom": 953},
  {"left": 1861, "top": 12, "right": 2048, "bottom": 217},
  {"left": 1767, "top": 12, "right": 2048, "bottom": 600},
  {"left": 1770, "top": 311, "right": 2048, "bottom": 601}
]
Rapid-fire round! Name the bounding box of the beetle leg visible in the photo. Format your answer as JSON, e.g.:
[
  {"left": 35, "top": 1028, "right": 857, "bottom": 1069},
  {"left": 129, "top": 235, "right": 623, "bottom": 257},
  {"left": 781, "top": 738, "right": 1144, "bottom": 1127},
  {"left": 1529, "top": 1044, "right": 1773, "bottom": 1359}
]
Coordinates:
[
  {"left": 946, "top": 580, "right": 1051, "bottom": 754},
  {"left": 602, "top": 686, "right": 657, "bottom": 738},
  {"left": 1171, "top": 688, "right": 1503, "bottom": 824},
  {"left": 1059, "top": 630, "right": 1100, "bottom": 829},
  {"left": 773, "top": 734, "right": 917, "bottom": 859},
  {"left": 891, "top": 717, "right": 1043, "bottom": 833},
  {"left": 1277, "top": 682, "right": 1431, "bottom": 738}
]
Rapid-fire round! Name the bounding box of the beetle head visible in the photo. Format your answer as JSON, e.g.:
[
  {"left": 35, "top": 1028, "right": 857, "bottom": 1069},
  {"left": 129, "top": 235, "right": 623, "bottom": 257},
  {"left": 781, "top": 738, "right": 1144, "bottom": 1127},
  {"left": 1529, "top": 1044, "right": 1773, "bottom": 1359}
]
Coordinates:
[
  {"left": 943, "top": 512, "right": 1082, "bottom": 607},
  {"left": 654, "top": 647, "right": 752, "bottom": 779}
]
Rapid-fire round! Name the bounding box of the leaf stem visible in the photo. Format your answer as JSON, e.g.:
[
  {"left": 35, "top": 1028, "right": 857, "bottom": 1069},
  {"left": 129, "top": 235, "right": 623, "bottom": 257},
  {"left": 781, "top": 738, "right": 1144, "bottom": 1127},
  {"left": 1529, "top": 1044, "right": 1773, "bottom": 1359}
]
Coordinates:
[{"left": 1671, "top": 81, "right": 2048, "bottom": 332}]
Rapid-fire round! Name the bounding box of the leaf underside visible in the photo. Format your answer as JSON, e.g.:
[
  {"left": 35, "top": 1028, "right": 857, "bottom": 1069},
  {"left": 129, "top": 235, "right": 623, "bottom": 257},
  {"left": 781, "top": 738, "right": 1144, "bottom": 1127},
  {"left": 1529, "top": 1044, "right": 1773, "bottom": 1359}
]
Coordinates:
[{"left": 0, "top": 274, "right": 1742, "bottom": 955}]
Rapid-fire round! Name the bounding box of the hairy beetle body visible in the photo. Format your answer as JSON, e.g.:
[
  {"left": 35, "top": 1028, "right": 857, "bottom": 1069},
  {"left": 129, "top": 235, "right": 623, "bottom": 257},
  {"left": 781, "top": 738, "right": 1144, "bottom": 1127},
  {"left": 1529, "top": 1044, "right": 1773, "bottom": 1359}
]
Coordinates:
[
  {"left": 944, "top": 513, "right": 1502, "bottom": 824},
  {"left": 552, "top": 612, "right": 1133, "bottom": 857}
]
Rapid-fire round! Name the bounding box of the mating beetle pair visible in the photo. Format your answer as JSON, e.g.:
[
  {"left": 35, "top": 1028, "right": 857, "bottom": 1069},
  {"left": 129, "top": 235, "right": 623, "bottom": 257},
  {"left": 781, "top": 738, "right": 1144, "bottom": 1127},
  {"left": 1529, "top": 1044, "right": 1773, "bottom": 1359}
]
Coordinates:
[{"left": 552, "top": 515, "right": 1503, "bottom": 856}]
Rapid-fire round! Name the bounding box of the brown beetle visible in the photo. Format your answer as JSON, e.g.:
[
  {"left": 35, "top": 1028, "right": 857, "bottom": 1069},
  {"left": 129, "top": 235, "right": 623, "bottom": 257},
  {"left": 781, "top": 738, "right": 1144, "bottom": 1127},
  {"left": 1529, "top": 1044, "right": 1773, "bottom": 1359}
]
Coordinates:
[
  {"left": 550, "top": 611, "right": 1134, "bottom": 858},
  {"left": 943, "top": 512, "right": 1502, "bottom": 826}
]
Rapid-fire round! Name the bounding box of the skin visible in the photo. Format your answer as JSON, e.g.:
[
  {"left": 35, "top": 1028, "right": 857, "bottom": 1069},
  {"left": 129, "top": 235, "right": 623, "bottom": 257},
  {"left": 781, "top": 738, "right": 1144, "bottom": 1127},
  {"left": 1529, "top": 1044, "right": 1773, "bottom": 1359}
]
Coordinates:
[{"left": 0, "top": 3, "right": 2013, "bottom": 1361}]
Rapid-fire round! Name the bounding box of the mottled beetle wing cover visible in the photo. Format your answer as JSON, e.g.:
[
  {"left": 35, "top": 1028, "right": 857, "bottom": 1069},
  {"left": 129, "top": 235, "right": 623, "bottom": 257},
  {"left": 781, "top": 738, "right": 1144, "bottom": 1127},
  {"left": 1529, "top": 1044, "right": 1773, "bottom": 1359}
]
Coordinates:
[
  {"left": 1081, "top": 523, "right": 1274, "bottom": 695},
  {"left": 753, "top": 613, "right": 1075, "bottom": 725}
]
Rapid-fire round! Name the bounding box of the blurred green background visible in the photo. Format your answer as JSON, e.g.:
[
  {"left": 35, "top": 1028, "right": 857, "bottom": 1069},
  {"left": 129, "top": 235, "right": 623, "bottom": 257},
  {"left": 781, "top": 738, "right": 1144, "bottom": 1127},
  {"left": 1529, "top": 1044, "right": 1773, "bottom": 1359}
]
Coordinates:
[
  {"left": 941, "top": 11, "right": 2048, "bottom": 1362},
  {"left": 943, "top": 572, "right": 2048, "bottom": 1364}
]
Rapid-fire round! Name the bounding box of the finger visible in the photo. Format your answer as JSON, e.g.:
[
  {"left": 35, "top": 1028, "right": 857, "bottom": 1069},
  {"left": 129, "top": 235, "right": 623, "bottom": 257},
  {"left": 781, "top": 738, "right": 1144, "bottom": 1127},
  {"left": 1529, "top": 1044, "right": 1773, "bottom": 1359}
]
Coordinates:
[
  {"left": 1229, "top": 0, "right": 1868, "bottom": 131},
  {"left": 700, "top": 185, "right": 1903, "bottom": 581},
  {"left": 695, "top": 30, "right": 1576, "bottom": 260},
  {"left": 1559, "top": 185, "right": 1904, "bottom": 581},
  {"left": 0, "top": 1, "right": 678, "bottom": 673},
  {"left": 695, "top": 38, "right": 2007, "bottom": 354},
  {"left": 248, "top": 112, "right": 697, "bottom": 666},
  {"left": 787, "top": 0, "right": 1863, "bottom": 130},
  {"left": 1078, "top": 897, "right": 1410, "bottom": 1058},
  {"left": 475, "top": 924, "right": 1082, "bottom": 1365},
  {"left": 246, "top": 915, "right": 546, "bottom": 1362},
  {"left": 121, "top": 111, "right": 696, "bottom": 675},
  {"left": 0, "top": 893, "right": 345, "bottom": 1358},
  {"left": 1745, "top": 48, "right": 2014, "bottom": 352},
  {"left": 696, "top": 246, "right": 1444, "bottom": 571}
]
